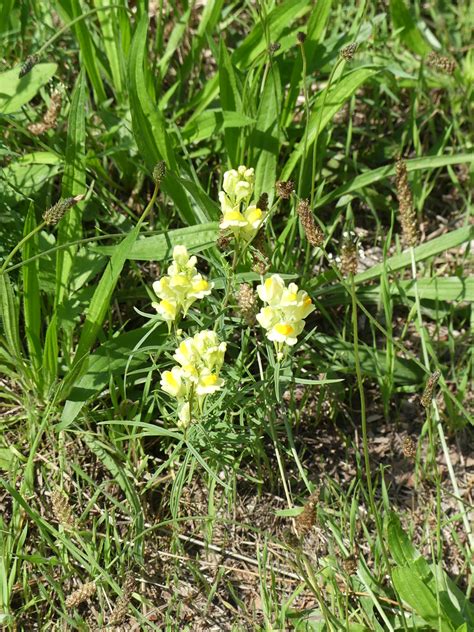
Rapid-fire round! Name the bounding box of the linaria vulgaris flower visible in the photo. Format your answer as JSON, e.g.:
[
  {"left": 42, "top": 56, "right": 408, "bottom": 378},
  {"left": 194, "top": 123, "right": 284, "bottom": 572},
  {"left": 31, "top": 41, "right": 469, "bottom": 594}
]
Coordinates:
[
  {"left": 152, "top": 245, "right": 213, "bottom": 323},
  {"left": 160, "top": 330, "right": 226, "bottom": 428},
  {"left": 256, "top": 274, "right": 314, "bottom": 358},
  {"left": 219, "top": 166, "right": 266, "bottom": 242}
]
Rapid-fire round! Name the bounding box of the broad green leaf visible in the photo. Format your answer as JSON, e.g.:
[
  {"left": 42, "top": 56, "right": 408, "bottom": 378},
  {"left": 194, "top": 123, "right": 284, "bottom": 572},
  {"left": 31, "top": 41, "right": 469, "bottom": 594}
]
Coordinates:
[
  {"left": 315, "top": 154, "right": 474, "bottom": 211},
  {"left": 0, "top": 63, "right": 57, "bottom": 113},
  {"left": 57, "top": 0, "right": 107, "bottom": 102},
  {"left": 390, "top": 0, "right": 431, "bottom": 56},
  {"left": 93, "top": 0, "right": 125, "bottom": 95},
  {"left": 318, "top": 277, "right": 474, "bottom": 305},
  {"left": 281, "top": 67, "right": 380, "bottom": 180},
  {"left": 58, "top": 325, "right": 166, "bottom": 428},
  {"left": 219, "top": 38, "right": 243, "bottom": 166},
  {"left": 0, "top": 272, "right": 22, "bottom": 361},
  {"left": 128, "top": 14, "right": 194, "bottom": 224},
  {"left": 182, "top": 110, "right": 256, "bottom": 144},
  {"left": 0, "top": 152, "right": 62, "bottom": 204},
  {"left": 64, "top": 224, "right": 141, "bottom": 395},
  {"left": 315, "top": 333, "right": 423, "bottom": 384},
  {"left": 96, "top": 222, "right": 219, "bottom": 261},
  {"left": 55, "top": 71, "right": 87, "bottom": 308},
  {"left": 157, "top": 7, "right": 192, "bottom": 76},
  {"left": 22, "top": 203, "right": 42, "bottom": 375},
  {"left": 354, "top": 226, "right": 473, "bottom": 285},
  {"left": 393, "top": 560, "right": 464, "bottom": 631},
  {"left": 253, "top": 63, "right": 281, "bottom": 205},
  {"left": 43, "top": 314, "right": 58, "bottom": 389},
  {"left": 233, "top": 0, "right": 311, "bottom": 69}
]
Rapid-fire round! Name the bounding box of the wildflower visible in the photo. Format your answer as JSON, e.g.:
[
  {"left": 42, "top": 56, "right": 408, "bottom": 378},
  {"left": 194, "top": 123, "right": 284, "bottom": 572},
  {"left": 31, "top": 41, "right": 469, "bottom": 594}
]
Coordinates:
[
  {"left": 219, "top": 165, "right": 266, "bottom": 243},
  {"left": 256, "top": 274, "right": 314, "bottom": 358},
  {"left": 152, "top": 245, "right": 213, "bottom": 324},
  {"left": 160, "top": 330, "right": 226, "bottom": 428}
]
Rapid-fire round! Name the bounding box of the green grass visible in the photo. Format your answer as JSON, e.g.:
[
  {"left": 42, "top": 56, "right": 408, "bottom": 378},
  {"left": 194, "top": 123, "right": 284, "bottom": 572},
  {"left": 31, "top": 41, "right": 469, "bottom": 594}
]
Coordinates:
[{"left": 0, "top": 0, "right": 473, "bottom": 630}]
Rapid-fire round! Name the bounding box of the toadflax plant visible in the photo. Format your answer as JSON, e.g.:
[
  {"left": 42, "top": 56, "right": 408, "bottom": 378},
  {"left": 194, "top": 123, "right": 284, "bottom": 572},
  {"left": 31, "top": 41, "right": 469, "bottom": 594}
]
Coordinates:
[
  {"left": 256, "top": 274, "right": 315, "bottom": 360},
  {"left": 152, "top": 245, "right": 213, "bottom": 327},
  {"left": 160, "top": 330, "right": 226, "bottom": 428},
  {"left": 219, "top": 165, "right": 266, "bottom": 246}
]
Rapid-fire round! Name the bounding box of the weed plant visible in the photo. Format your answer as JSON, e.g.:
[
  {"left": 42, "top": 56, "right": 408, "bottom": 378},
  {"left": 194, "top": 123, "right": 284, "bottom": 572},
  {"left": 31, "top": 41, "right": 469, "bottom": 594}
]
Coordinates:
[{"left": 0, "top": 1, "right": 473, "bottom": 630}]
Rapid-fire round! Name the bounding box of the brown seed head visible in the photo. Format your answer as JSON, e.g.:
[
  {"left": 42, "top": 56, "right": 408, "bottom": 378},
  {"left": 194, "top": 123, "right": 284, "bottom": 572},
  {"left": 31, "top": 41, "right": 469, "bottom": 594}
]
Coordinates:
[
  {"left": 276, "top": 180, "right": 294, "bottom": 199},
  {"left": 108, "top": 574, "right": 135, "bottom": 626},
  {"left": 153, "top": 161, "right": 166, "bottom": 185},
  {"left": 421, "top": 369, "right": 441, "bottom": 408},
  {"left": 28, "top": 89, "right": 62, "bottom": 135},
  {"left": 395, "top": 159, "right": 419, "bottom": 248},
  {"left": 342, "top": 555, "right": 358, "bottom": 575},
  {"left": 295, "top": 489, "right": 319, "bottom": 537},
  {"left": 402, "top": 436, "right": 417, "bottom": 459},
  {"left": 427, "top": 52, "right": 456, "bottom": 74},
  {"left": 65, "top": 581, "right": 96, "bottom": 609},
  {"left": 341, "top": 43, "right": 357, "bottom": 61},
  {"left": 43, "top": 194, "right": 85, "bottom": 226},
  {"left": 297, "top": 199, "right": 324, "bottom": 247},
  {"left": 51, "top": 489, "right": 76, "bottom": 531},
  {"left": 236, "top": 283, "right": 258, "bottom": 326},
  {"left": 217, "top": 232, "right": 231, "bottom": 251},
  {"left": 256, "top": 192, "right": 268, "bottom": 213},
  {"left": 19, "top": 54, "right": 39, "bottom": 78},
  {"left": 340, "top": 231, "right": 358, "bottom": 276},
  {"left": 268, "top": 42, "right": 281, "bottom": 55},
  {"left": 297, "top": 31, "right": 306, "bottom": 45}
]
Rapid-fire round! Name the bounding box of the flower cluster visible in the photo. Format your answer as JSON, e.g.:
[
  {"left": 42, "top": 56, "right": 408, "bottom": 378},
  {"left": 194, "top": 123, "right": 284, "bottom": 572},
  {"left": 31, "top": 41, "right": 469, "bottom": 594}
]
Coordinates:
[
  {"left": 152, "top": 245, "right": 213, "bottom": 323},
  {"left": 219, "top": 166, "right": 266, "bottom": 242},
  {"left": 160, "top": 330, "right": 226, "bottom": 427},
  {"left": 256, "top": 274, "right": 314, "bottom": 359}
]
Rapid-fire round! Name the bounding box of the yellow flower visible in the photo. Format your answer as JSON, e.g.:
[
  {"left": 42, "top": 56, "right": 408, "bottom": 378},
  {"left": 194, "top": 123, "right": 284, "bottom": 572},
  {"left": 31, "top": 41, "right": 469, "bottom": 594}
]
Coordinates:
[
  {"left": 160, "top": 366, "right": 186, "bottom": 398},
  {"left": 162, "top": 330, "right": 226, "bottom": 426},
  {"left": 152, "top": 245, "right": 213, "bottom": 321},
  {"left": 256, "top": 275, "right": 314, "bottom": 352},
  {"left": 256, "top": 274, "right": 285, "bottom": 306},
  {"left": 267, "top": 321, "right": 304, "bottom": 346},
  {"left": 219, "top": 166, "right": 265, "bottom": 243}
]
